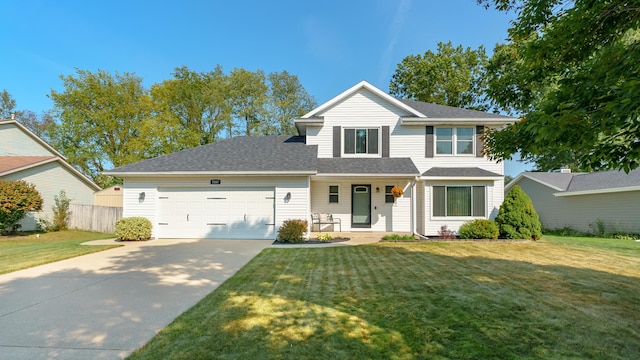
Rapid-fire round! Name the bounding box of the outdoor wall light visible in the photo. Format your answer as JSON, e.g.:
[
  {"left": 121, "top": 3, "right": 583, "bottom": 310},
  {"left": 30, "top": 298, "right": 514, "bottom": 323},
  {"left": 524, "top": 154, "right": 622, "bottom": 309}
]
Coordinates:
[
  {"left": 376, "top": 187, "right": 380, "bottom": 193},
  {"left": 138, "top": 192, "right": 146, "bottom": 203},
  {"left": 284, "top": 192, "right": 291, "bottom": 203}
]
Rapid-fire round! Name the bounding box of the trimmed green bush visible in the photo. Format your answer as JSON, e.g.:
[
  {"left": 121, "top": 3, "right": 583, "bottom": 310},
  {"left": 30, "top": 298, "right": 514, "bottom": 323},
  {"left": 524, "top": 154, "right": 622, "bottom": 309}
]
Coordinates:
[
  {"left": 496, "top": 185, "right": 542, "bottom": 240},
  {"left": 459, "top": 219, "right": 499, "bottom": 239},
  {"left": 115, "top": 217, "right": 152, "bottom": 241},
  {"left": 277, "top": 219, "right": 308, "bottom": 243}
]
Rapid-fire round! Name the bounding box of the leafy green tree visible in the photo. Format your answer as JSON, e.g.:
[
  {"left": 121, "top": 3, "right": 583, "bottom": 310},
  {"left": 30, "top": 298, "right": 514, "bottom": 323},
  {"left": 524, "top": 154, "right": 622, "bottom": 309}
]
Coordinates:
[
  {"left": 0, "top": 180, "right": 43, "bottom": 233},
  {"left": 227, "top": 68, "right": 268, "bottom": 136},
  {"left": 49, "top": 69, "right": 155, "bottom": 187},
  {"left": 264, "top": 71, "right": 316, "bottom": 135},
  {"left": 479, "top": 0, "right": 640, "bottom": 172},
  {"left": 0, "top": 89, "right": 17, "bottom": 119},
  {"left": 496, "top": 185, "right": 542, "bottom": 240},
  {"left": 389, "top": 41, "right": 490, "bottom": 110},
  {"left": 151, "top": 66, "right": 230, "bottom": 147},
  {"left": 16, "top": 109, "right": 56, "bottom": 142}
]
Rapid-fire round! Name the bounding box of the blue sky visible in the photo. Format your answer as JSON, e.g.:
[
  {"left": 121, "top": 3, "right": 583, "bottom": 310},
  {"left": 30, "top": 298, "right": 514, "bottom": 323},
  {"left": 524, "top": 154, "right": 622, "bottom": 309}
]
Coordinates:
[{"left": 1, "top": 0, "right": 531, "bottom": 176}]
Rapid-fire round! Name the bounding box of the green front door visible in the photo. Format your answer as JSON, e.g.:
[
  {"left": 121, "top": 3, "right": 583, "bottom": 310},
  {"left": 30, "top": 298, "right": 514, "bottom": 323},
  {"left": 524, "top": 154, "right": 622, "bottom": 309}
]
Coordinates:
[{"left": 351, "top": 185, "right": 371, "bottom": 228}]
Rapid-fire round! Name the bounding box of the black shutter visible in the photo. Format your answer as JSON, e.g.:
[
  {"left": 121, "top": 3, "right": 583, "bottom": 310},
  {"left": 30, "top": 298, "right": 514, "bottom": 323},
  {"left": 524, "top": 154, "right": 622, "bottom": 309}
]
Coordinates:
[
  {"left": 382, "top": 126, "right": 390, "bottom": 157},
  {"left": 425, "top": 126, "right": 434, "bottom": 158},
  {"left": 333, "top": 126, "right": 341, "bottom": 157},
  {"left": 476, "top": 126, "right": 485, "bottom": 158}
]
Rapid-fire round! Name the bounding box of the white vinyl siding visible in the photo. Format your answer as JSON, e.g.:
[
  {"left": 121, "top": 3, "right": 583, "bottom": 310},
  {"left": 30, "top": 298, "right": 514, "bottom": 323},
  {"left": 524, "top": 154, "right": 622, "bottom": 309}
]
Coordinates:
[
  {"left": 123, "top": 176, "right": 309, "bottom": 239},
  {"left": 310, "top": 178, "right": 412, "bottom": 232}
]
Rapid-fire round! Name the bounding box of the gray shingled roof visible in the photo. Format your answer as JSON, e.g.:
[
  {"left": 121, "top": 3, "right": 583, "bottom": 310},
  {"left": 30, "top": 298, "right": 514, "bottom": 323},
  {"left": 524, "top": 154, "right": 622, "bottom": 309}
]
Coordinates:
[
  {"left": 565, "top": 168, "right": 640, "bottom": 193},
  {"left": 422, "top": 167, "right": 502, "bottom": 177},
  {"left": 317, "top": 158, "right": 419, "bottom": 175},
  {"left": 107, "top": 136, "right": 318, "bottom": 174},
  {"left": 397, "top": 98, "right": 514, "bottom": 119},
  {"left": 522, "top": 172, "right": 579, "bottom": 191}
]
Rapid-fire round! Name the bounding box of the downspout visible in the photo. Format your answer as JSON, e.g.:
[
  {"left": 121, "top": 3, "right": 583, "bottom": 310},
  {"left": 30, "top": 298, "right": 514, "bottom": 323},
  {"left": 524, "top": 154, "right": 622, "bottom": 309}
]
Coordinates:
[{"left": 411, "top": 177, "right": 417, "bottom": 236}]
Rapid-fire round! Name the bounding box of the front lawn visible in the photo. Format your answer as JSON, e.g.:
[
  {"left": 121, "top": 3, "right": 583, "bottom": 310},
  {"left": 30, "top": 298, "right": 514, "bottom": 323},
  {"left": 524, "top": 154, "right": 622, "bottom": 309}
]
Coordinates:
[
  {"left": 129, "top": 236, "right": 640, "bottom": 359},
  {"left": 0, "top": 230, "right": 119, "bottom": 275}
]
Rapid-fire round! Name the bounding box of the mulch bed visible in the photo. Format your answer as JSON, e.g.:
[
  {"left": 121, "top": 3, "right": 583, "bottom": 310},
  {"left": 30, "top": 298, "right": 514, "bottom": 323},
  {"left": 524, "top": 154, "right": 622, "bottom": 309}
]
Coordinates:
[{"left": 272, "top": 237, "right": 351, "bottom": 245}]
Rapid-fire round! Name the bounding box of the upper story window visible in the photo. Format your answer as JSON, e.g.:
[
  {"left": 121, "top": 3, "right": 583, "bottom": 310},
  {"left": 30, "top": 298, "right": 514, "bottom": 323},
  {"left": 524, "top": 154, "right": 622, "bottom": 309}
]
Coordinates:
[
  {"left": 436, "top": 127, "right": 474, "bottom": 155},
  {"left": 344, "top": 128, "right": 378, "bottom": 155}
]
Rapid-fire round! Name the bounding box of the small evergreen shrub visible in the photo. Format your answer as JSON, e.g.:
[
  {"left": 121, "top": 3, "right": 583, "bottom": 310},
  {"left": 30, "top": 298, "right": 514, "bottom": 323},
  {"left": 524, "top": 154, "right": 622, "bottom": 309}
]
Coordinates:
[
  {"left": 115, "top": 217, "right": 152, "bottom": 241},
  {"left": 438, "top": 225, "right": 457, "bottom": 239},
  {"left": 496, "top": 185, "right": 542, "bottom": 240},
  {"left": 459, "top": 219, "right": 499, "bottom": 239},
  {"left": 277, "top": 219, "right": 308, "bottom": 243}
]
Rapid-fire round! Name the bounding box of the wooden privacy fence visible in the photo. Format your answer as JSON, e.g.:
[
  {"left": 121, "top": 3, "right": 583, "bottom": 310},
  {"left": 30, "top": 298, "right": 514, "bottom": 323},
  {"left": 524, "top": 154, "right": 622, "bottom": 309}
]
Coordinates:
[{"left": 69, "top": 204, "right": 123, "bottom": 234}]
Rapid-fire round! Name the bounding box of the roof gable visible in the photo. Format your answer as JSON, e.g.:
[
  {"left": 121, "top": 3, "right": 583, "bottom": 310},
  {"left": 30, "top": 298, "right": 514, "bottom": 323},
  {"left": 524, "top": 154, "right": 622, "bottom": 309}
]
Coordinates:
[
  {"left": 0, "top": 120, "right": 65, "bottom": 158},
  {"left": 0, "top": 156, "right": 57, "bottom": 175},
  {"left": 300, "top": 80, "right": 426, "bottom": 119}
]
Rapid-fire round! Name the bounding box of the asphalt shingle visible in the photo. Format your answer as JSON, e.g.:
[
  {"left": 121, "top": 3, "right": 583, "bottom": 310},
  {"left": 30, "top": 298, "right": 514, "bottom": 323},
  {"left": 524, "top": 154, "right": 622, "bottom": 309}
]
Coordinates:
[
  {"left": 107, "top": 136, "right": 318, "bottom": 174},
  {"left": 397, "top": 98, "right": 514, "bottom": 119},
  {"left": 317, "top": 158, "right": 419, "bottom": 175},
  {"left": 422, "top": 167, "right": 502, "bottom": 177}
]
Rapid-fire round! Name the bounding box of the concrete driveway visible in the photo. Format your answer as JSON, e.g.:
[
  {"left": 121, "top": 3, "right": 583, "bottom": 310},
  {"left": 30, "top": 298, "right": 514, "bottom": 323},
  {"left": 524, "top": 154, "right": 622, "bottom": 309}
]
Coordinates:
[{"left": 0, "top": 239, "right": 273, "bottom": 359}]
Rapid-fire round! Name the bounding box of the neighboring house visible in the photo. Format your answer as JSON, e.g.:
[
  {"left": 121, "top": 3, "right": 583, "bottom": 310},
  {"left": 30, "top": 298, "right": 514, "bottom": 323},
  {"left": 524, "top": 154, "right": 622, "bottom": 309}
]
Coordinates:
[
  {"left": 94, "top": 185, "right": 124, "bottom": 207},
  {"left": 105, "top": 81, "right": 515, "bottom": 239},
  {"left": 0, "top": 119, "right": 100, "bottom": 230},
  {"left": 507, "top": 169, "right": 640, "bottom": 233}
]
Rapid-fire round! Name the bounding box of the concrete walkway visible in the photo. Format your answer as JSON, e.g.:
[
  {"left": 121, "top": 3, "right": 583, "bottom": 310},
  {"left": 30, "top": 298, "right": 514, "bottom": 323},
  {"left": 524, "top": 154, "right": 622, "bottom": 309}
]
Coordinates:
[{"left": 0, "top": 239, "right": 273, "bottom": 360}]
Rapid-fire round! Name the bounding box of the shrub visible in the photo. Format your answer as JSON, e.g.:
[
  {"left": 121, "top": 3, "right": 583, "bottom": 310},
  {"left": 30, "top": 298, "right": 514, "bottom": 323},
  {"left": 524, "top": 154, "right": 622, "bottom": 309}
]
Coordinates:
[
  {"left": 438, "top": 225, "right": 456, "bottom": 239},
  {"left": 115, "top": 217, "right": 152, "bottom": 241},
  {"left": 459, "top": 219, "right": 499, "bottom": 239},
  {"left": 0, "top": 180, "right": 43, "bottom": 234},
  {"left": 496, "top": 185, "right": 542, "bottom": 240},
  {"left": 51, "top": 190, "right": 72, "bottom": 231},
  {"left": 316, "top": 233, "right": 333, "bottom": 242},
  {"left": 277, "top": 219, "right": 308, "bottom": 243}
]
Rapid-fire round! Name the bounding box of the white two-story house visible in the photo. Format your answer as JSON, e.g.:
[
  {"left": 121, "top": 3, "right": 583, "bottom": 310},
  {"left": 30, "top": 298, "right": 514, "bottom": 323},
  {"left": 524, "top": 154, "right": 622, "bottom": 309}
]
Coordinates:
[{"left": 106, "top": 81, "right": 515, "bottom": 239}]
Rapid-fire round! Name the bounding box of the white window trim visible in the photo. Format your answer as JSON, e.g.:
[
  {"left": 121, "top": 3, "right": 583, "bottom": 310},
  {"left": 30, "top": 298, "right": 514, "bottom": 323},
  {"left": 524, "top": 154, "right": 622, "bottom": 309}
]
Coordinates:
[
  {"left": 342, "top": 127, "right": 381, "bottom": 158},
  {"left": 430, "top": 184, "right": 487, "bottom": 219},
  {"left": 435, "top": 127, "right": 475, "bottom": 156},
  {"left": 328, "top": 184, "right": 340, "bottom": 204}
]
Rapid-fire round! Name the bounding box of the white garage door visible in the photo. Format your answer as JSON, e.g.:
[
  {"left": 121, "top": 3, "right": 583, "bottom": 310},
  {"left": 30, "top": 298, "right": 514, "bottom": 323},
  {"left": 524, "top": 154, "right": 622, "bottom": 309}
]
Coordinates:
[{"left": 157, "top": 188, "right": 275, "bottom": 239}]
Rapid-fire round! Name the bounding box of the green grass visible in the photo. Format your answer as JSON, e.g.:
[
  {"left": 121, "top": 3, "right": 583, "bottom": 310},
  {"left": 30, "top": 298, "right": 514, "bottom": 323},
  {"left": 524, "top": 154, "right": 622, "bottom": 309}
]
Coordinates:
[
  {"left": 128, "top": 236, "right": 640, "bottom": 360},
  {"left": 381, "top": 233, "right": 416, "bottom": 241},
  {"left": 0, "top": 230, "right": 119, "bottom": 275}
]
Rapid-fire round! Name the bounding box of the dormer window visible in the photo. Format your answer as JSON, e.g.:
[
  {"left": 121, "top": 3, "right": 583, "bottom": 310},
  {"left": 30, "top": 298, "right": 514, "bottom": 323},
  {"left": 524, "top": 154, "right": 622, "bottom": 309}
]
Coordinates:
[{"left": 344, "top": 128, "right": 379, "bottom": 155}]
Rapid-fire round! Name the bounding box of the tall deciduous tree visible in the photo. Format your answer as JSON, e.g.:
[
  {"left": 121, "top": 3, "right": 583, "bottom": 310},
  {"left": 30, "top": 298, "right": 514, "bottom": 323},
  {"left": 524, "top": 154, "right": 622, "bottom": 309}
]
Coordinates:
[
  {"left": 389, "top": 41, "right": 490, "bottom": 111},
  {"left": 227, "top": 68, "right": 268, "bottom": 136},
  {"left": 0, "top": 89, "right": 17, "bottom": 119},
  {"left": 479, "top": 0, "right": 640, "bottom": 172},
  {"left": 265, "top": 71, "right": 316, "bottom": 135},
  {"left": 151, "top": 66, "right": 230, "bottom": 147},
  {"left": 49, "top": 69, "right": 154, "bottom": 187}
]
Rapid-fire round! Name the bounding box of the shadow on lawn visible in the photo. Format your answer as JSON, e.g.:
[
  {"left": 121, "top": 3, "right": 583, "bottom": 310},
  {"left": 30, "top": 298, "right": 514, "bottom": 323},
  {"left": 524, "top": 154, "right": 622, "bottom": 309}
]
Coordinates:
[{"left": 130, "top": 244, "right": 640, "bottom": 359}]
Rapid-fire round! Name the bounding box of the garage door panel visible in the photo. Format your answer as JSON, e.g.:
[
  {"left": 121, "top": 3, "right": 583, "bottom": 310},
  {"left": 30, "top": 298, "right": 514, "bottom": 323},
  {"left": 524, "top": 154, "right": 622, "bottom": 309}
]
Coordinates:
[{"left": 157, "top": 188, "right": 275, "bottom": 239}]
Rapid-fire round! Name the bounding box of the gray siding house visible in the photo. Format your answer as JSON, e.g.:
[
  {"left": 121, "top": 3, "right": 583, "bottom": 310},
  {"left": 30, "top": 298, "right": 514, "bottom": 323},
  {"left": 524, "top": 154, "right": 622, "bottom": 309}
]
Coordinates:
[
  {"left": 0, "top": 119, "right": 100, "bottom": 230},
  {"left": 507, "top": 169, "right": 640, "bottom": 234}
]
